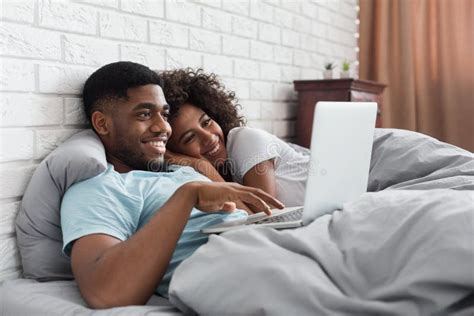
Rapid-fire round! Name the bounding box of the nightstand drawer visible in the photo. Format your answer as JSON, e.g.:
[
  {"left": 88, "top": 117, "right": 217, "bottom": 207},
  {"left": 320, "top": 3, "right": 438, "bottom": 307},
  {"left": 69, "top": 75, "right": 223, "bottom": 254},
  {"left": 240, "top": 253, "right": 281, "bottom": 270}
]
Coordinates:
[{"left": 294, "top": 79, "right": 386, "bottom": 148}]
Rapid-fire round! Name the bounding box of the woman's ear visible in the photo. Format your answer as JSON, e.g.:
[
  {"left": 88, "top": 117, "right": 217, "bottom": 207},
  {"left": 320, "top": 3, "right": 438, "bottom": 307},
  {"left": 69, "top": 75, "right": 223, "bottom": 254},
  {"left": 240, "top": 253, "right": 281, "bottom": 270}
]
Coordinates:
[{"left": 91, "top": 111, "right": 110, "bottom": 135}]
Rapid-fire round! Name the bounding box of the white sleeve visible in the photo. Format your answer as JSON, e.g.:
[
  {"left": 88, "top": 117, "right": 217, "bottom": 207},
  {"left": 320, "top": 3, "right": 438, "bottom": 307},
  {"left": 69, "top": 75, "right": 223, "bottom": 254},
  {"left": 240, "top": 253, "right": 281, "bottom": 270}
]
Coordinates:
[{"left": 226, "top": 127, "right": 279, "bottom": 182}]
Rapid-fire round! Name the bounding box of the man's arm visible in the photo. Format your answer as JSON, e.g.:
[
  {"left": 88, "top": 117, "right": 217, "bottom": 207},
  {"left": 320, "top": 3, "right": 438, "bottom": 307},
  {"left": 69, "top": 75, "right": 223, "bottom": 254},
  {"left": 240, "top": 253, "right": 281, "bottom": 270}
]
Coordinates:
[
  {"left": 71, "top": 181, "right": 283, "bottom": 309},
  {"left": 71, "top": 183, "right": 196, "bottom": 309}
]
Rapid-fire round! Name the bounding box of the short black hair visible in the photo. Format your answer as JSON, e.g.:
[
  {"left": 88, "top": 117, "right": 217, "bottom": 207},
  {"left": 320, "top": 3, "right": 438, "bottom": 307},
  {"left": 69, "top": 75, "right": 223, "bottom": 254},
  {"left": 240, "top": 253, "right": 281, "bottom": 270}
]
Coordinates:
[{"left": 82, "top": 61, "right": 161, "bottom": 122}]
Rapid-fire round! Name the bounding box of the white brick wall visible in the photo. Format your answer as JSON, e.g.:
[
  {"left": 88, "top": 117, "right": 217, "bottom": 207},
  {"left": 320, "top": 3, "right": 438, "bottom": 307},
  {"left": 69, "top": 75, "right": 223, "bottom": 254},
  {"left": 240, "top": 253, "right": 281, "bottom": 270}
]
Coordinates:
[{"left": 0, "top": 0, "right": 358, "bottom": 279}]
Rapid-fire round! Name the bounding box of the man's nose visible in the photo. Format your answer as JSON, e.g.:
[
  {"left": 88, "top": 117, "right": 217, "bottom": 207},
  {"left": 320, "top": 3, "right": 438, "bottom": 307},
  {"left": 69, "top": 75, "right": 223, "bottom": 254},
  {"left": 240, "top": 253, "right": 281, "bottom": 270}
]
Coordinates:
[{"left": 150, "top": 115, "right": 171, "bottom": 134}]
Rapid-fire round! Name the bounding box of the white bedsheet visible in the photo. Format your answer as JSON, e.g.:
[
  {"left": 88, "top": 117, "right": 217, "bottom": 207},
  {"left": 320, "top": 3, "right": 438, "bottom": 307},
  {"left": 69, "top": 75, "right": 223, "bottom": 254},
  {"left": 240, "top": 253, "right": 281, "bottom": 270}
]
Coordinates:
[{"left": 0, "top": 279, "right": 181, "bottom": 316}]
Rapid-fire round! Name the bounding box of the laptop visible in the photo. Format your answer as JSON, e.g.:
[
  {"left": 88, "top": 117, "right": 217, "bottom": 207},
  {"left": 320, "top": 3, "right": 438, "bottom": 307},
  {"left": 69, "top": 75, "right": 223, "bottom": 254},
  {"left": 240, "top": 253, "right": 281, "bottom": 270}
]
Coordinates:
[{"left": 201, "top": 101, "right": 377, "bottom": 234}]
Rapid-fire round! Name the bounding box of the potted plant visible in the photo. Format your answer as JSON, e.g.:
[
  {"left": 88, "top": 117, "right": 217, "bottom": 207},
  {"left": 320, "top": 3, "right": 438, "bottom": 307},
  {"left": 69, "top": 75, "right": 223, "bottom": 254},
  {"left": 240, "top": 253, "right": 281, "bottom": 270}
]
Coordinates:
[
  {"left": 323, "top": 62, "right": 335, "bottom": 79},
  {"left": 340, "top": 60, "right": 351, "bottom": 78}
]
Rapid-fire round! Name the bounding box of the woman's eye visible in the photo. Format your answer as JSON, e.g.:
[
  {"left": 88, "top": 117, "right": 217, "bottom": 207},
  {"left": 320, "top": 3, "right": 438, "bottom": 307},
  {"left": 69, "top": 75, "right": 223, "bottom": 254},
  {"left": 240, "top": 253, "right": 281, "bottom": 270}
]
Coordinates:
[{"left": 184, "top": 134, "right": 195, "bottom": 144}]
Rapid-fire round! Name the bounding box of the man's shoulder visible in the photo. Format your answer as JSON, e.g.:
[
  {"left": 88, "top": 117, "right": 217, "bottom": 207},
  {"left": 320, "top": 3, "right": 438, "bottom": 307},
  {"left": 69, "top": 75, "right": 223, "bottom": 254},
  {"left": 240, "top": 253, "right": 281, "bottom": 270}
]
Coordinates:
[{"left": 64, "top": 166, "right": 118, "bottom": 196}]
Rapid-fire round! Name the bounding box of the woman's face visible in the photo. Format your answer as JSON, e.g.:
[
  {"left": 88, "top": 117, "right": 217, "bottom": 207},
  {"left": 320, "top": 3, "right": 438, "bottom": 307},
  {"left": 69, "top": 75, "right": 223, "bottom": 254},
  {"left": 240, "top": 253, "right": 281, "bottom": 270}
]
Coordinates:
[{"left": 168, "top": 103, "right": 227, "bottom": 168}]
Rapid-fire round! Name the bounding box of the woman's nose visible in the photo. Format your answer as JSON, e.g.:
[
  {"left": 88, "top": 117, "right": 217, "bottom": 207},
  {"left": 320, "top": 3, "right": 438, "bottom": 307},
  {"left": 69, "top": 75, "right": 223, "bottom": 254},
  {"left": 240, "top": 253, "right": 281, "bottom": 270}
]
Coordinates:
[{"left": 198, "top": 129, "right": 214, "bottom": 146}]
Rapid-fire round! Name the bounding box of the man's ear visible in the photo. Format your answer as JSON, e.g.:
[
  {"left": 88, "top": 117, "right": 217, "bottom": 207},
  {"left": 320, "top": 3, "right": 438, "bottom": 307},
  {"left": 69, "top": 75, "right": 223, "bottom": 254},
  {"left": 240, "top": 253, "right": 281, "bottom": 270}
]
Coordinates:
[{"left": 91, "top": 111, "right": 111, "bottom": 135}]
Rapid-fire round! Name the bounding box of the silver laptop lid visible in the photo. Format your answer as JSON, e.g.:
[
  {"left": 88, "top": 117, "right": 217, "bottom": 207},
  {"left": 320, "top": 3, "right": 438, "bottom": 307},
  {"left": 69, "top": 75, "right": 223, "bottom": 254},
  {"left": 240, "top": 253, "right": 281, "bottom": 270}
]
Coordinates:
[{"left": 302, "top": 102, "right": 377, "bottom": 225}]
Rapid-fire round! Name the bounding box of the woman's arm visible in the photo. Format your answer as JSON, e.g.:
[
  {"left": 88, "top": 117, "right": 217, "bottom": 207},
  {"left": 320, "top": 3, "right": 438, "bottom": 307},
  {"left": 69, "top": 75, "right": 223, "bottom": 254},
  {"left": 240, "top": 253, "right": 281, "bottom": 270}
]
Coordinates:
[
  {"left": 226, "top": 127, "right": 280, "bottom": 201},
  {"left": 165, "top": 150, "right": 225, "bottom": 182},
  {"left": 165, "top": 150, "right": 256, "bottom": 213},
  {"left": 242, "top": 159, "right": 278, "bottom": 198}
]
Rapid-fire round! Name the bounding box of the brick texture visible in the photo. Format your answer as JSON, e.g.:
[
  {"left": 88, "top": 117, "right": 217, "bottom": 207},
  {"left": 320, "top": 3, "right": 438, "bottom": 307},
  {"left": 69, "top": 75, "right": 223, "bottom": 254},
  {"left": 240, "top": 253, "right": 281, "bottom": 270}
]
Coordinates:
[{"left": 38, "top": 0, "right": 97, "bottom": 35}]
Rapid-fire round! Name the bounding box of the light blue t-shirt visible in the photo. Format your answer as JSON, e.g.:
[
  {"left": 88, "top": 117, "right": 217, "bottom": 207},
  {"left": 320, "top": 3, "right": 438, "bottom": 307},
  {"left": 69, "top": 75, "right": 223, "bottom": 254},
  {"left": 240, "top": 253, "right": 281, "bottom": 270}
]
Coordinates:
[{"left": 60, "top": 164, "right": 247, "bottom": 296}]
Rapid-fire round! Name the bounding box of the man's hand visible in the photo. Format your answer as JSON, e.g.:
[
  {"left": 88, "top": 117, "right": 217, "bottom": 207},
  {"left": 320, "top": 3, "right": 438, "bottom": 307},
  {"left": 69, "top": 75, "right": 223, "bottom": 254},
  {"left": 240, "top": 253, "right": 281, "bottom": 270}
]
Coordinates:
[
  {"left": 185, "top": 181, "right": 285, "bottom": 215},
  {"left": 165, "top": 152, "right": 283, "bottom": 214}
]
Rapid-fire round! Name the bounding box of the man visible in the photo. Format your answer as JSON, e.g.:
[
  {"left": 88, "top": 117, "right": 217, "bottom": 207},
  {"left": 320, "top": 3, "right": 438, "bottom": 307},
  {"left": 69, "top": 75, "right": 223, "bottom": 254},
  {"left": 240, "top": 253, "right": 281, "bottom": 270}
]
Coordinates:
[{"left": 60, "top": 62, "right": 284, "bottom": 309}]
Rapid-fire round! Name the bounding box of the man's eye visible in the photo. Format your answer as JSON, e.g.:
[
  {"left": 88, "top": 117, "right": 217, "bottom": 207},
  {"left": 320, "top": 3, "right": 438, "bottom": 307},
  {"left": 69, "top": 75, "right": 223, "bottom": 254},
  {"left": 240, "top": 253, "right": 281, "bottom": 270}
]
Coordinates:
[
  {"left": 162, "top": 111, "right": 170, "bottom": 121},
  {"left": 138, "top": 112, "right": 151, "bottom": 118},
  {"left": 203, "top": 118, "right": 212, "bottom": 126}
]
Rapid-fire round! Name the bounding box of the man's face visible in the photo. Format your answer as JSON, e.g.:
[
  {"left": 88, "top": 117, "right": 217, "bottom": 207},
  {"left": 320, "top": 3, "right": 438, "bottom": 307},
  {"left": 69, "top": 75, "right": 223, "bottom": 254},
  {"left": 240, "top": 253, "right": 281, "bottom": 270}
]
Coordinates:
[{"left": 101, "top": 84, "right": 171, "bottom": 172}]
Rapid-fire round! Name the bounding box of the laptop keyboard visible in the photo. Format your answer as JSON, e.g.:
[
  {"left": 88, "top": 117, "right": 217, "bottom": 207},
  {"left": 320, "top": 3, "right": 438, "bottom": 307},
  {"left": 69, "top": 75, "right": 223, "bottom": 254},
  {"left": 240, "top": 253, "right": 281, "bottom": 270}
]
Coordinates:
[{"left": 254, "top": 207, "right": 304, "bottom": 224}]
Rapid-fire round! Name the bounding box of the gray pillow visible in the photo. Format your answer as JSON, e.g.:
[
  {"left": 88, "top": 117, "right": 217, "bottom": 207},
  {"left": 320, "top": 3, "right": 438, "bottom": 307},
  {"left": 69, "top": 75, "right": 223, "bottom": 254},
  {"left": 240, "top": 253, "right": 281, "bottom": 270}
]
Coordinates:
[{"left": 16, "top": 129, "right": 107, "bottom": 281}]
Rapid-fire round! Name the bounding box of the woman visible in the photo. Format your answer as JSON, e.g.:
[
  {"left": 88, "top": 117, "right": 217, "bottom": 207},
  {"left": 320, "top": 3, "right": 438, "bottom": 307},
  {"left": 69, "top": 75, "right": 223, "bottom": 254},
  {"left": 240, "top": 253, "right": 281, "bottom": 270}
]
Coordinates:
[{"left": 158, "top": 68, "right": 310, "bottom": 207}]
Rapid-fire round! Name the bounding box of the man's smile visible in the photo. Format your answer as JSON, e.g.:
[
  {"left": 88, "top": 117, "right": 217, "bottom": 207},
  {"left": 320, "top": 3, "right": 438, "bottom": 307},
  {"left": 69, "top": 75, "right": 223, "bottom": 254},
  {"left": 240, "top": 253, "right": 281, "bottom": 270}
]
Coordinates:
[{"left": 142, "top": 136, "right": 168, "bottom": 155}]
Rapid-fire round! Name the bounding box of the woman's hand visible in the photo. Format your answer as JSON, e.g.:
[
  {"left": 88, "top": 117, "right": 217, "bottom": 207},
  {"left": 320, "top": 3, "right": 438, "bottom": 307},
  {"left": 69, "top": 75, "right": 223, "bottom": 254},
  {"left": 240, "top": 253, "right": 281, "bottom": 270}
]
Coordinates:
[
  {"left": 164, "top": 149, "right": 199, "bottom": 167},
  {"left": 183, "top": 181, "right": 285, "bottom": 215},
  {"left": 165, "top": 149, "right": 226, "bottom": 183}
]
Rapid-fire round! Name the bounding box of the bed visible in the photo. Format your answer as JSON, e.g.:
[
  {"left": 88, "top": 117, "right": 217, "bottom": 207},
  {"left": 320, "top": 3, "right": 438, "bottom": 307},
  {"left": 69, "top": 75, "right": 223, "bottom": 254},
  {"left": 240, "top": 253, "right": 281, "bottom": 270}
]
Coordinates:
[
  {"left": 2, "top": 128, "right": 473, "bottom": 315},
  {"left": 166, "top": 128, "right": 474, "bottom": 315},
  {"left": 0, "top": 279, "right": 181, "bottom": 315}
]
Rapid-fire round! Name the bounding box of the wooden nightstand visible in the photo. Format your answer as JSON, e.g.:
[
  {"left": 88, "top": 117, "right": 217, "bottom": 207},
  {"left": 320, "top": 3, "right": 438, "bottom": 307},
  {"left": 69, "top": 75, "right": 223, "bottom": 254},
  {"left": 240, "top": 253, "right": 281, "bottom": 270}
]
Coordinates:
[{"left": 293, "top": 79, "right": 386, "bottom": 148}]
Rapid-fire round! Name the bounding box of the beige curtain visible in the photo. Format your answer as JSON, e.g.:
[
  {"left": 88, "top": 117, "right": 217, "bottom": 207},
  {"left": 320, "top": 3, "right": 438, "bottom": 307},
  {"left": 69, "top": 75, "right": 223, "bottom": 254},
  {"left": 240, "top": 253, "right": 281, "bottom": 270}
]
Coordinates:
[{"left": 359, "top": 0, "right": 474, "bottom": 152}]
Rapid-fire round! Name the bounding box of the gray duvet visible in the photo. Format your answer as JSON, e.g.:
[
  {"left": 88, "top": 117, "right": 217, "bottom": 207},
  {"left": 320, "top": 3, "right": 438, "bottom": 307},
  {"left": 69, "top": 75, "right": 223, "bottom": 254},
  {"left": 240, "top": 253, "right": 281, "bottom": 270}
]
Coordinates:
[{"left": 168, "top": 129, "right": 474, "bottom": 315}]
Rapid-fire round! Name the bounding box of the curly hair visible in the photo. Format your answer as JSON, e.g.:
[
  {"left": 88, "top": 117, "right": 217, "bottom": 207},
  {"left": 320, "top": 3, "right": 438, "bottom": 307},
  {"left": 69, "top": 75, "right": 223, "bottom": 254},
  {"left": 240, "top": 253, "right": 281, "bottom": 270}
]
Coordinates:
[{"left": 156, "top": 68, "right": 245, "bottom": 138}]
